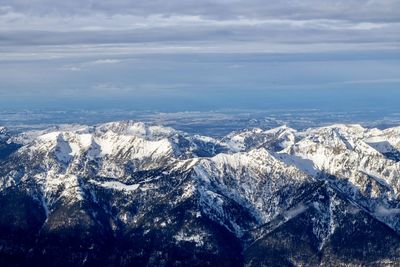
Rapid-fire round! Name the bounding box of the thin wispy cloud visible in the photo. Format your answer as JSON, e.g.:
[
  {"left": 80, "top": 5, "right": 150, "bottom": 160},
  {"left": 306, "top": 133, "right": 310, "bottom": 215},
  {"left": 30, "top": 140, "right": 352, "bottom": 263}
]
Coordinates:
[
  {"left": 60, "top": 58, "right": 122, "bottom": 71},
  {"left": 335, "top": 78, "right": 400, "bottom": 85},
  {"left": 91, "top": 59, "right": 121, "bottom": 64}
]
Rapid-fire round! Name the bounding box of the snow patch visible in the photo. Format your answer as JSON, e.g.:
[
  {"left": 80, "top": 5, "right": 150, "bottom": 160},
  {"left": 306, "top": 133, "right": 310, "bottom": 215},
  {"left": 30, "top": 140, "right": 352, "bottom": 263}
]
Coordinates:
[
  {"left": 276, "top": 152, "right": 318, "bottom": 176},
  {"left": 375, "top": 206, "right": 400, "bottom": 216},
  {"left": 90, "top": 180, "right": 140, "bottom": 192},
  {"left": 174, "top": 232, "right": 205, "bottom": 247},
  {"left": 283, "top": 203, "right": 308, "bottom": 220}
]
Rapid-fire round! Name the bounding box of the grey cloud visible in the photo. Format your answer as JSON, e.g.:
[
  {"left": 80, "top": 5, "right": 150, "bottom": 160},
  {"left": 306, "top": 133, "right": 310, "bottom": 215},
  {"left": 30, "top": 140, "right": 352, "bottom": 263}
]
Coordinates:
[
  {"left": 0, "top": 1, "right": 399, "bottom": 59},
  {"left": 1, "top": 22, "right": 398, "bottom": 50},
  {"left": 2, "top": 0, "right": 400, "bottom": 22}
]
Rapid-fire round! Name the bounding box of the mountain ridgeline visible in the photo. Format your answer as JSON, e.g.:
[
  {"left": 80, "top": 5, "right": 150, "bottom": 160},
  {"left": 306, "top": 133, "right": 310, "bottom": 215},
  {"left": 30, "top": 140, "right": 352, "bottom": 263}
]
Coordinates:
[{"left": 0, "top": 121, "right": 400, "bottom": 266}]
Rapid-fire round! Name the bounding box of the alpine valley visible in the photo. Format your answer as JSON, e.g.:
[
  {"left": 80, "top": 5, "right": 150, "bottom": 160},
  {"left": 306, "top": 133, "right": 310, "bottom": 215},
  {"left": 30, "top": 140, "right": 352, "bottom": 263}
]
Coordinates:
[{"left": 1, "top": 121, "right": 400, "bottom": 267}]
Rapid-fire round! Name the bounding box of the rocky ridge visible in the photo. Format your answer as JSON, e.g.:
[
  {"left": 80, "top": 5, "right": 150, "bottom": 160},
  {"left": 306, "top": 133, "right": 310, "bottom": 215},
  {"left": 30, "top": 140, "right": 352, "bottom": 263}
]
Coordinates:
[{"left": 0, "top": 121, "right": 400, "bottom": 266}]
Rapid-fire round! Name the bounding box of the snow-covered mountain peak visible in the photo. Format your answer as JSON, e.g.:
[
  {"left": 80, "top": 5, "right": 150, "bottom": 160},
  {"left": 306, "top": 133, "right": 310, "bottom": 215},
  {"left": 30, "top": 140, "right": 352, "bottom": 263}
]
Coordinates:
[
  {"left": 95, "top": 120, "right": 178, "bottom": 141},
  {"left": 2, "top": 121, "right": 400, "bottom": 265},
  {"left": 264, "top": 124, "right": 293, "bottom": 134},
  {"left": 3, "top": 122, "right": 400, "bottom": 231},
  {"left": 222, "top": 125, "right": 297, "bottom": 153},
  {"left": 0, "top": 126, "right": 10, "bottom": 141}
]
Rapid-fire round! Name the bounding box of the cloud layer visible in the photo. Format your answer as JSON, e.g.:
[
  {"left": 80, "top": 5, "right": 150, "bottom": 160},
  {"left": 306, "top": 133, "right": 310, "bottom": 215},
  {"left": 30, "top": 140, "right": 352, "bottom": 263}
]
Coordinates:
[
  {"left": 0, "top": 1, "right": 399, "bottom": 103},
  {"left": 1, "top": 0, "right": 399, "bottom": 58}
]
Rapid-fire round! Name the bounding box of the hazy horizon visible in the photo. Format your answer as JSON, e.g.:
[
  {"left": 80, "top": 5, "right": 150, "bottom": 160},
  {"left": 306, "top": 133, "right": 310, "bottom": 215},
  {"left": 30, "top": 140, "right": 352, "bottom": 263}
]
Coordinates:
[{"left": 1, "top": 1, "right": 399, "bottom": 114}]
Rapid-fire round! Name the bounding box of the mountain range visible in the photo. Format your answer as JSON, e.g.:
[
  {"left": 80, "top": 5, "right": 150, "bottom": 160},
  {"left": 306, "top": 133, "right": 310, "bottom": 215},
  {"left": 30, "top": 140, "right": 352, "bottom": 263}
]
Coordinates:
[{"left": 0, "top": 121, "right": 400, "bottom": 266}]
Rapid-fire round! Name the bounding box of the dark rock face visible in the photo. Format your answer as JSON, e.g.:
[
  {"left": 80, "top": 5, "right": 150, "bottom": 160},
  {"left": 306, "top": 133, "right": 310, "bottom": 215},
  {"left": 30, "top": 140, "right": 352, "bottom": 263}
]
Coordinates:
[
  {"left": 1, "top": 122, "right": 400, "bottom": 266},
  {"left": 0, "top": 143, "right": 20, "bottom": 161},
  {"left": 0, "top": 182, "right": 47, "bottom": 267},
  {"left": 0, "top": 128, "right": 21, "bottom": 161},
  {"left": 244, "top": 184, "right": 400, "bottom": 266},
  {"left": 0, "top": 170, "right": 243, "bottom": 267}
]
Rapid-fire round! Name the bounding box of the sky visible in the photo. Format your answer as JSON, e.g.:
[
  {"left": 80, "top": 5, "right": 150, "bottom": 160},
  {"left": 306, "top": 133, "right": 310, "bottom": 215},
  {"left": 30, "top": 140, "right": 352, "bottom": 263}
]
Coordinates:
[{"left": 0, "top": 0, "right": 400, "bottom": 112}]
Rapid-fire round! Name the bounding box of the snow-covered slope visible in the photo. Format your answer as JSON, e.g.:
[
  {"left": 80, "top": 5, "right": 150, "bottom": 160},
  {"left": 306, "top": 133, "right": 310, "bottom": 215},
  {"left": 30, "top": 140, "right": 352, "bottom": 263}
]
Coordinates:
[
  {"left": 222, "top": 125, "right": 297, "bottom": 152},
  {"left": 1, "top": 121, "right": 400, "bottom": 266},
  {"left": 277, "top": 124, "right": 400, "bottom": 231}
]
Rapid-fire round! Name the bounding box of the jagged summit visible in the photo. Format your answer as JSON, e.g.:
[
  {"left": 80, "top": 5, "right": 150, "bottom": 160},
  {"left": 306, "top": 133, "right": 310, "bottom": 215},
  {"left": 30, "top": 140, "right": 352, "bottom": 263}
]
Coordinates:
[
  {"left": 1, "top": 121, "right": 400, "bottom": 266},
  {"left": 0, "top": 126, "right": 9, "bottom": 140}
]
